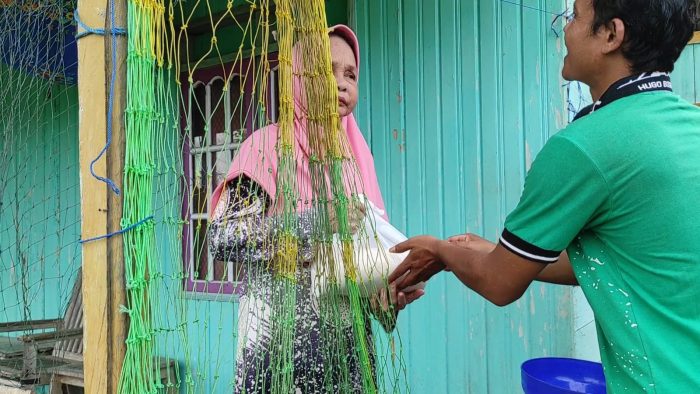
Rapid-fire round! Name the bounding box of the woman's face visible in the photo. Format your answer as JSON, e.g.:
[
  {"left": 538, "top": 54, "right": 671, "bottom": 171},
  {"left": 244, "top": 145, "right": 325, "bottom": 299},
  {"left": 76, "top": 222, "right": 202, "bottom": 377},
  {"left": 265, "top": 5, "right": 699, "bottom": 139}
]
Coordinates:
[{"left": 329, "top": 35, "right": 358, "bottom": 117}]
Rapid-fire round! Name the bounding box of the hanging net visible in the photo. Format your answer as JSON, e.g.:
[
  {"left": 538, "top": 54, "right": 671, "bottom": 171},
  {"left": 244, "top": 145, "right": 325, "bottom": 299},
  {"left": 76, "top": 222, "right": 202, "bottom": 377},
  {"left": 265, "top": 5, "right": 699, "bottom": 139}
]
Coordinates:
[
  {"left": 0, "top": 0, "right": 82, "bottom": 386},
  {"left": 117, "top": 0, "right": 410, "bottom": 393},
  {"left": 0, "top": 0, "right": 411, "bottom": 392}
]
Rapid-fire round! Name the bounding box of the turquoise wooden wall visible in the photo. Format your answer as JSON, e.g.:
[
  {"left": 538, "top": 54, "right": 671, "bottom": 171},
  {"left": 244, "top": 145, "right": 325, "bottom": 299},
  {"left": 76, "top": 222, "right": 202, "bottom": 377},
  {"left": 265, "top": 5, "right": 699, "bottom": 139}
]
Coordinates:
[
  {"left": 0, "top": 71, "right": 81, "bottom": 325},
  {"left": 352, "top": 1, "right": 574, "bottom": 392},
  {"left": 674, "top": 41, "right": 700, "bottom": 104}
]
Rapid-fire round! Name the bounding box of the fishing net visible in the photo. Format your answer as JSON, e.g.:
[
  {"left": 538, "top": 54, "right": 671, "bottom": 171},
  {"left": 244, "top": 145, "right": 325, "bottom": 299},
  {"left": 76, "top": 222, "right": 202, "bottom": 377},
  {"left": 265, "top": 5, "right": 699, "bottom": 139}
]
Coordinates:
[
  {"left": 0, "top": 0, "right": 81, "bottom": 386},
  {"left": 117, "top": 0, "right": 409, "bottom": 392}
]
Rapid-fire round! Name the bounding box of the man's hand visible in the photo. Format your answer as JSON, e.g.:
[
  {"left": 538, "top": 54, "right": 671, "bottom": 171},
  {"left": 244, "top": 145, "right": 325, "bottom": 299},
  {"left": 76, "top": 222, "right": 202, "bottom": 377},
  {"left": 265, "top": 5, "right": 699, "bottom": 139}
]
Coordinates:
[
  {"left": 388, "top": 235, "right": 445, "bottom": 292},
  {"left": 449, "top": 233, "right": 577, "bottom": 285},
  {"left": 447, "top": 233, "right": 496, "bottom": 253},
  {"left": 439, "top": 233, "right": 495, "bottom": 272},
  {"left": 390, "top": 233, "right": 549, "bottom": 307}
]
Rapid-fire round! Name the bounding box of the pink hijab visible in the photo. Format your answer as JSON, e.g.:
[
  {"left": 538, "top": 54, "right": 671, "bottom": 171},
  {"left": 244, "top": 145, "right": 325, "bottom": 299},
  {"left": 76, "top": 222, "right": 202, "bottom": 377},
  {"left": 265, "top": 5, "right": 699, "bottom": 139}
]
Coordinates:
[{"left": 211, "top": 25, "right": 386, "bottom": 218}]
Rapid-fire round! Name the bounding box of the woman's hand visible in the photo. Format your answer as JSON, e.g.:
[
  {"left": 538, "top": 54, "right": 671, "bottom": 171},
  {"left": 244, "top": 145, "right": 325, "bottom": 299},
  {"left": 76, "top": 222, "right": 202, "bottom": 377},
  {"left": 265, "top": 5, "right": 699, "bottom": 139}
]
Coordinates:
[
  {"left": 370, "top": 287, "right": 397, "bottom": 331},
  {"left": 371, "top": 285, "right": 426, "bottom": 333},
  {"left": 328, "top": 199, "right": 366, "bottom": 234}
]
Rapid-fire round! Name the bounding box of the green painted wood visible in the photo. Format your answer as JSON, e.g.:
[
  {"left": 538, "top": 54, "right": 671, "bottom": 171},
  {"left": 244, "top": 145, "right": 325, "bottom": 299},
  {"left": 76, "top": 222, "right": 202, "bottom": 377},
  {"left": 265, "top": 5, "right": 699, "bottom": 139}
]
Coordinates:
[
  {"left": 354, "top": 0, "right": 574, "bottom": 392},
  {"left": 673, "top": 45, "right": 696, "bottom": 102},
  {"left": 0, "top": 71, "right": 80, "bottom": 326},
  {"left": 696, "top": 44, "right": 700, "bottom": 104},
  {"left": 696, "top": 45, "right": 700, "bottom": 104}
]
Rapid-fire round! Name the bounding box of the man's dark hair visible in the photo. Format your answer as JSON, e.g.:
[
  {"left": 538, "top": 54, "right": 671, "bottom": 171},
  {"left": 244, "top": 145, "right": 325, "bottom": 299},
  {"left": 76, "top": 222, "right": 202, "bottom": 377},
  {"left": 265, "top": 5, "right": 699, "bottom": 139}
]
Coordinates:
[{"left": 591, "top": 0, "right": 695, "bottom": 73}]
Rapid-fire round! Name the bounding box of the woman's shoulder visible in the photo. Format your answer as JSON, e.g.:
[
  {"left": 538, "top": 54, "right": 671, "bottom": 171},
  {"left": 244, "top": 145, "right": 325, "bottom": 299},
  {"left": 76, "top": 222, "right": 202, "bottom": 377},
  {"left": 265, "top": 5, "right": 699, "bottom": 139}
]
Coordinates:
[
  {"left": 242, "top": 124, "right": 280, "bottom": 149},
  {"left": 246, "top": 123, "right": 279, "bottom": 141}
]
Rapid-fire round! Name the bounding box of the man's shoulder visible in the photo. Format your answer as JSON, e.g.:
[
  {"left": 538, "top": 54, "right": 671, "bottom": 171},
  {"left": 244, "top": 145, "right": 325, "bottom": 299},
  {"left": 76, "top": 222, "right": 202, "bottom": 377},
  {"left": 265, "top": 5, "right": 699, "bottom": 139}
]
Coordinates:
[{"left": 555, "top": 94, "right": 665, "bottom": 154}]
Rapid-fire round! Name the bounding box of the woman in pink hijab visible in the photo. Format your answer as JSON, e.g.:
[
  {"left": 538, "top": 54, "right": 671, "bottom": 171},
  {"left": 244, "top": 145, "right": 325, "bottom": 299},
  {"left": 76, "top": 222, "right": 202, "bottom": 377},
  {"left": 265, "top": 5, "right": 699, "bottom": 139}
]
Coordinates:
[{"left": 210, "top": 25, "right": 391, "bottom": 393}]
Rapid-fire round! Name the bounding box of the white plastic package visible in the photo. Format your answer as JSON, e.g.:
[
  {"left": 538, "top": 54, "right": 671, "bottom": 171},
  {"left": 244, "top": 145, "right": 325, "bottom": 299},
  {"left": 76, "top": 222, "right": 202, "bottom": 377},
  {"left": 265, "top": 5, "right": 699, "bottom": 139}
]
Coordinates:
[{"left": 310, "top": 197, "right": 425, "bottom": 300}]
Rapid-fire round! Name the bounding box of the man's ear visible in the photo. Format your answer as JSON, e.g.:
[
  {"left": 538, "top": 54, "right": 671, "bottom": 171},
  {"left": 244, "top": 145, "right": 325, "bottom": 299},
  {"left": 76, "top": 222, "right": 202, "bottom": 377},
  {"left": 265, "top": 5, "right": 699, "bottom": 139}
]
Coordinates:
[{"left": 601, "top": 18, "right": 626, "bottom": 55}]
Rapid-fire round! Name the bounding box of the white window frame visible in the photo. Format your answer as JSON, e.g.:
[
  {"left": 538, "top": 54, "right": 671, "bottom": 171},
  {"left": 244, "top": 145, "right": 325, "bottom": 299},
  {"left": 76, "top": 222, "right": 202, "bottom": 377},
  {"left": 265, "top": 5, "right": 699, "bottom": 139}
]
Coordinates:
[{"left": 185, "top": 65, "right": 280, "bottom": 292}]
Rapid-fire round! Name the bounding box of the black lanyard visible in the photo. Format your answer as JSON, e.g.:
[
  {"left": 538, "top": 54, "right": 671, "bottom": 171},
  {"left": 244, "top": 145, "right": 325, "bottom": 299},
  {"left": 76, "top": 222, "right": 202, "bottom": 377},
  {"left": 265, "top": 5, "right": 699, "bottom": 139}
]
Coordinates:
[{"left": 573, "top": 72, "right": 673, "bottom": 121}]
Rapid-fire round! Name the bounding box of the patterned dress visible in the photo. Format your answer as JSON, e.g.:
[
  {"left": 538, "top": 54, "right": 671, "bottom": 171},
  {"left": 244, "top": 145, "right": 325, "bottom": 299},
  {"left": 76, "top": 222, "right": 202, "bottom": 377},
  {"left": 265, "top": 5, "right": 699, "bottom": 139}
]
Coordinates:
[{"left": 209, "top": 177, "right": 385, "bottom": 393}]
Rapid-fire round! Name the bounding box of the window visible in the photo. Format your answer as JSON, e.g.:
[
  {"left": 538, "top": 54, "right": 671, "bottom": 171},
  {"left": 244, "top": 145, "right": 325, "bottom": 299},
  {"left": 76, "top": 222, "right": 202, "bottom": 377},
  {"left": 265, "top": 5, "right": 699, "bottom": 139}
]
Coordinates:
[{"left": 183, "top": 56, "right": 280, "bottom": 294}]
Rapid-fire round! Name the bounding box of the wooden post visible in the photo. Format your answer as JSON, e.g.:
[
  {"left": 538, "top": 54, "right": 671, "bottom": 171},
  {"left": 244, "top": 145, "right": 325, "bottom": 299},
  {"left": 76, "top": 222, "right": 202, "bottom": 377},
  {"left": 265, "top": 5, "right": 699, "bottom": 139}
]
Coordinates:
[
  {"left": 106, "top": 0, "right": 128, "bottom": 392},
  {"left": 690, "top": 31, "right": 700, "bottom": 45},
  {"left": 77, "top": 0, "right": 127, "bottom": 393}
]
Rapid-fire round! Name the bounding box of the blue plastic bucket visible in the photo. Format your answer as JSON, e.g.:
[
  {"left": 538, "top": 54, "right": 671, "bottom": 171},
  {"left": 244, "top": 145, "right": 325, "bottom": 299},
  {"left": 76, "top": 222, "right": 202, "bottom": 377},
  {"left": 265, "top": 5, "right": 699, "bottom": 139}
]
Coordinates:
[{"left": 521, "top": 357, "right": 606, "bottom": 394}]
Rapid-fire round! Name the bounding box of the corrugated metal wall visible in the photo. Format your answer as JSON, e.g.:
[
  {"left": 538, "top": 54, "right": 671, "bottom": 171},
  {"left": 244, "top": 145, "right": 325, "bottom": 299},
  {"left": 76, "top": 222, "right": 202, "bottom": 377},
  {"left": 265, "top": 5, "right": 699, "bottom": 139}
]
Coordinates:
[{"left": 352, "top": 1, "right": 573, "bottom": 392}]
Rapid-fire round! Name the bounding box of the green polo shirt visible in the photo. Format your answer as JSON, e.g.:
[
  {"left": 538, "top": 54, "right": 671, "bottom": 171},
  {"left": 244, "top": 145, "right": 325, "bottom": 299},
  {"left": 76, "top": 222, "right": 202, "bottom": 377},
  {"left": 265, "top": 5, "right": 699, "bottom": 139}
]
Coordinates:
[{"left": 502, "top": 90, "right": 700, "bottom": 393}]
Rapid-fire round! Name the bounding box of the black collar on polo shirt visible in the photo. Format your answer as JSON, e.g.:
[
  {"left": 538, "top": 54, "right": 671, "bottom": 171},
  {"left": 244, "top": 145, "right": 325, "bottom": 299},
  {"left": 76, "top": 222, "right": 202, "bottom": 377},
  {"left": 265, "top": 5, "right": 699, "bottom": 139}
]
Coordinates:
[{"left": 573, "top": 72, "right": 673, "bottom": 122}]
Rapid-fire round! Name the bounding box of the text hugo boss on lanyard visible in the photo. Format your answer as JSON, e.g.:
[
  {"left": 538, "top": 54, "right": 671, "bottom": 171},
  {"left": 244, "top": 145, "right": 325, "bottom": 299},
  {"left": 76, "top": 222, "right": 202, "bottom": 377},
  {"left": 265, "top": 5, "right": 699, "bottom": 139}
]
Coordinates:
[{"left": 574, "top": 72, "right": 673, "bottom": 121}]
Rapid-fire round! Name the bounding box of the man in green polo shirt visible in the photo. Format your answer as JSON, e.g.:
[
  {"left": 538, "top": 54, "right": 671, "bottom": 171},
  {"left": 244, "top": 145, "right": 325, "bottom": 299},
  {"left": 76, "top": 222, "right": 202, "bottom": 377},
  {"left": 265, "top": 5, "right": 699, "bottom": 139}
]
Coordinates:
[{"left": 388, "top": 0, "right": 699, "bottom": 392}]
